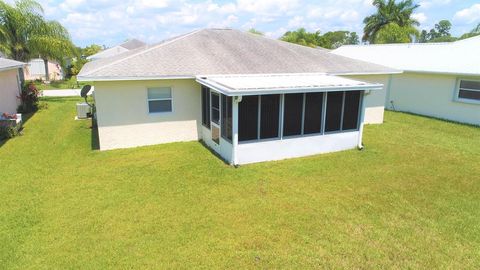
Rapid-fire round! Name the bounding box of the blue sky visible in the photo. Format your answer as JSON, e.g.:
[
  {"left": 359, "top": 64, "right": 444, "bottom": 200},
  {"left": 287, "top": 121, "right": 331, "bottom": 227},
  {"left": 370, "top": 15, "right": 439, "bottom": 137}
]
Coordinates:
[{"left": 16, "top": 0, "right": 480, "bottom": 47}]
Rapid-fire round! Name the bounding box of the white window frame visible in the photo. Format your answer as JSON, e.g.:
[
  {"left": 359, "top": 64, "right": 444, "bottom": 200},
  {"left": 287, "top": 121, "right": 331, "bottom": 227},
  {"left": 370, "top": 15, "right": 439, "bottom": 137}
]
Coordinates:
[
  {"left": 454, "top": 78, "right": 480, "bottom": 105},
  {"left": 147, "top": 87, "right": 173, "bottom": 114}
]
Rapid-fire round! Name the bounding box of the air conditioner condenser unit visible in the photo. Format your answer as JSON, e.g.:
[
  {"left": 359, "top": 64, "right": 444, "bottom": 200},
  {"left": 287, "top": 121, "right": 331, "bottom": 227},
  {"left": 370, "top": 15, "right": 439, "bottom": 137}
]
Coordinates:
[{"left": 76, "top": 102, "right": 91, "bottom": 119}]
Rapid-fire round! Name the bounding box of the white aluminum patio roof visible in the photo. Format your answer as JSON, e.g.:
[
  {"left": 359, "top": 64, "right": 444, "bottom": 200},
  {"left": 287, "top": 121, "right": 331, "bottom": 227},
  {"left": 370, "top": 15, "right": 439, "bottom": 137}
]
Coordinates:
[{"left": 196, "top": 73, "right": 383, "bottom": 96}]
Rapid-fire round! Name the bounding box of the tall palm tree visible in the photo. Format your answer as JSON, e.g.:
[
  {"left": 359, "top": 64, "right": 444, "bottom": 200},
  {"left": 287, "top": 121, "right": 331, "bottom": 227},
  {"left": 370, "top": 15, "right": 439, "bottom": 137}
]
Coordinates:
[
  {"left": 363, "top": 0, "right": 420, "bottom": 43},
  {"left": 0, "top": 0, "right": 74, "bottom": 80},
  {"left": 30, "top": 20, "right": 74, "bottom": 81}
]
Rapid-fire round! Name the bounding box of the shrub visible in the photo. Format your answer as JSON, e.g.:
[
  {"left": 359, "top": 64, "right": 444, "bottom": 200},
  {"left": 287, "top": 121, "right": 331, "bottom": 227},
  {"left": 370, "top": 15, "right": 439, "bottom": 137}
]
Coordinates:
[
  {"left": 0, "top": 121, "right": 21, "bottom": 140},
  {"left": 18, "top": 82, "right": 40, "bottom": 113}
]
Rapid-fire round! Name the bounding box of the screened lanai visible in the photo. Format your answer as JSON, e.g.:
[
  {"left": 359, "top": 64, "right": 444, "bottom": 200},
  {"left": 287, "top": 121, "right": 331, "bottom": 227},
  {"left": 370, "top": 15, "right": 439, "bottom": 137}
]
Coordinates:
[{"left": 196, "top": 74, "right": 383, "bottom": 165}]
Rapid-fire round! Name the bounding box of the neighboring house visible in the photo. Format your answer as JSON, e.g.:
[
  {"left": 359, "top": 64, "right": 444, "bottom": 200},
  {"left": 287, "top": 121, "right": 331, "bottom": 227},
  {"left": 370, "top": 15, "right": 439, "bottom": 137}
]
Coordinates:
[
  {"left": 78, "top": 29, "right": 399, "bottom": 165},
  {"left": 24, "top": 58, "right": 63, "bottom": 81},
  {"left": 86, "top": 39, "right": 146, "bottom": 61},
  {"left": 0, "top": 58, "right": 25, "bottom": 114},
  {"left": 332, "top": 36, "right": 480, "bottom": 126}
]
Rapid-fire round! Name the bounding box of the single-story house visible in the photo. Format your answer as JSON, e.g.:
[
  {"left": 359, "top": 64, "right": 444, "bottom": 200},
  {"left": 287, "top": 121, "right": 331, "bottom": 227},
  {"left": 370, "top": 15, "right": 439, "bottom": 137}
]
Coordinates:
[
  {"left": 86, "top": 39, "right": 146, "bottom": 61},
  {"left": 78, "top": 28, "right": 400, "bottom": 165},
  {"left": 24, "top": 58, "right": 63, "bottom": 81},
  {"left": 0, "top": 58, "right": 25, "bottom": 114},
  {"left": 332, "top": 35, "right": 480, "bottom": 126}
]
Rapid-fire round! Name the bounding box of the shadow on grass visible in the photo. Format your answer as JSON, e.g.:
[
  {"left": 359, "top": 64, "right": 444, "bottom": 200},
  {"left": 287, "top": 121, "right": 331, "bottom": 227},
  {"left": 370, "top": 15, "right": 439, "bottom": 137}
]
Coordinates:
[
  {"left": 198, "top": 140, "right": 232, "bottom": 167},
  {"left": 91, "top": 118, "right": 100, "bottom": 150},
  {"left": 386, "top": 109, "right": 480, "bottom": 128},
  {"left": 0, "top": 110, "right": 37, "bottom": 148}
]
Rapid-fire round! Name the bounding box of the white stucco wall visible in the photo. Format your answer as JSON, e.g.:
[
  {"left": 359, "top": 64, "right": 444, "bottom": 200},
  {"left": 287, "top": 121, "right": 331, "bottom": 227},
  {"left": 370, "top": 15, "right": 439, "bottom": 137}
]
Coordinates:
[
  {"left": 0, "top": 68, "right": 21, "bottom": 114},
  {"left": 237, "top": 131, "right": 360, "bottom": 165},
  {"left": 94, "top": 79, "right": 202, "bottom": 150},
  {"left": 387, "top": 73, "right": 480, "bottom": 126},
  {"left": 342, "top": 74, "right": 390, "bottom": 124}
]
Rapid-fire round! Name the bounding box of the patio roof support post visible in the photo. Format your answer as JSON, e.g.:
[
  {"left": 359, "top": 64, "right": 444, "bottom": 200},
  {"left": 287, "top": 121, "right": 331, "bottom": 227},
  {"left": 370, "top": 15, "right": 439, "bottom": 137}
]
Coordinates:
[
  {"left": 357, "top": 90, "right": 367, "bottom": 150},
  {"left": 232, "top": 96, "right": 241, "bottom": 166}
]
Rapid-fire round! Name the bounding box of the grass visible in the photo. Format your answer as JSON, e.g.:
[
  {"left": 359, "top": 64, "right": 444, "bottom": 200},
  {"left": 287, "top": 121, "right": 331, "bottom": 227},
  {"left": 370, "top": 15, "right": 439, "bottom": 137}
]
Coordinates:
[
  {"left": 1, "top": 97, "right": 479, "bottom": 269},
  {"left": 30, "top": 76, "right": 92, "bottom": 90}
]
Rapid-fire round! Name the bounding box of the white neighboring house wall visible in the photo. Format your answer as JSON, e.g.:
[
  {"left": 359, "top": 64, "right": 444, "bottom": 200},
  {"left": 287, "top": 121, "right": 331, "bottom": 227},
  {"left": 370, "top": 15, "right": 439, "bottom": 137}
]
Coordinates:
[
  {"left": 332, "top": 37, "right": 480, "bottom": 126},
  {"left": 24, "top": 58, "right": 63, "bottom": 81},
  {"left": 0, "top": 68, "right": 22, "bottom": 114},
  {"left": 93, "top": 79, "right": 202, "bottom": 150},
  {"left": 386, "top": 73, "right": 480, "bottom": 125}
]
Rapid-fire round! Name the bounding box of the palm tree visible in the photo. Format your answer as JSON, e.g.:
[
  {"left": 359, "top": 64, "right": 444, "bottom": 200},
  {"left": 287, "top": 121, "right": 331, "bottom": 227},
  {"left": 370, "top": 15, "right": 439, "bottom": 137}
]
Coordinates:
[
  {"left": 0, "top": 0, "right": 74, "bottom": 80},
  {"left": 30, "top": 20, "right": 74, "bottom": 81},
  {"left": 280, "top": 28, "right": 322, "bottom": 48},
  {"left": 363, "top": 0, "right": 420, "bottom": 43}
]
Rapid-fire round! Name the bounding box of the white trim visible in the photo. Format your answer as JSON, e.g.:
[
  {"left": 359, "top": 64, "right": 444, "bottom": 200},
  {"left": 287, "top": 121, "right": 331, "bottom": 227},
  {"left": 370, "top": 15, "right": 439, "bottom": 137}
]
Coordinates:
[
  {"left": 77, "top": 75, "right": 195, "bottom": 82},
  {"left": 357, "top": 92, "right": 366, "bottom": 149},
  {"left": 321, "top": 92, "right": 327, "bottom": 135},
  {"left": 330, "top": 71, "right": 403, "bottom": 76},
  {"left": 232, "top": 98, "right": 239, "bottom": 165},
  {"left": 196, "top": 76, "right": 383, "bottom": 96}
]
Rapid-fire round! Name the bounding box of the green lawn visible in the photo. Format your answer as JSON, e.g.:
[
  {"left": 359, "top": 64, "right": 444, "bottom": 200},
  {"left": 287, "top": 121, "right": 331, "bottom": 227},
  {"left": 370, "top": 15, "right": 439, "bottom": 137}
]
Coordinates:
[
  {"left": 30, "top": 76, "right": 92, "bottom": 90},
  {"left": 1, "top": 97, "right": 479, "bottom": 269}
]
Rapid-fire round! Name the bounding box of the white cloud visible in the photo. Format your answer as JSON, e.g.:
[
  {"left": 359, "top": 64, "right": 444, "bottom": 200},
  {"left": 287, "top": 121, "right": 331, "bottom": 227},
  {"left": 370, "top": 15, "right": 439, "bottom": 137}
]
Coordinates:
[
  {"left": 454, "top": 4, "right": 480, "bottom": 24},
  {"left": 419, "top": 0, "right": 451, "bottom": 10},
  {"left": 412, "top": 12, "right": 428, "bottom": 24}
]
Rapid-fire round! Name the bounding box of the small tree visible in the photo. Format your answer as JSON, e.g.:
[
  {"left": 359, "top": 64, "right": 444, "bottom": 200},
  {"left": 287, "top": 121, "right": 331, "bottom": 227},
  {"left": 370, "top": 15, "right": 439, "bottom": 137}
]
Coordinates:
[{"left": 248, "top": 28, "right": 264, "bottom": 36}]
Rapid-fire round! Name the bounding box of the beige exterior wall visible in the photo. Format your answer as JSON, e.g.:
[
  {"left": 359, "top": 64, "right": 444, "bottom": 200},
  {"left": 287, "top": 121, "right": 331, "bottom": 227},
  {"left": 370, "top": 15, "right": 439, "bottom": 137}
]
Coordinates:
[
  {"left": 387, "top": 73, "right": 480, "bottom": 126},
  {"left": 0, "top": 68, "right": 21, "bottom": 114},
  {"left": 94, "top": 79, "right": 202, "bottom": 150},
  {"left": 94, "top": 77, "right": 389, "bottom": 151},
  {"left": 343, "top": 74, "right": 390, "bottom": 124}
]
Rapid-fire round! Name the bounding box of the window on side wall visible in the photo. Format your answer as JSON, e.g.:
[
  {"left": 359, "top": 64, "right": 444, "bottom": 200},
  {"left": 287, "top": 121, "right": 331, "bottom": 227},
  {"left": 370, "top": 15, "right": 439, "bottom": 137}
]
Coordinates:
[
  {"left": 148, "top": 87, "right": 172, "bottom": 113},
  {"left": 457, "top": 80, "right": 480, "bottom": 103}
]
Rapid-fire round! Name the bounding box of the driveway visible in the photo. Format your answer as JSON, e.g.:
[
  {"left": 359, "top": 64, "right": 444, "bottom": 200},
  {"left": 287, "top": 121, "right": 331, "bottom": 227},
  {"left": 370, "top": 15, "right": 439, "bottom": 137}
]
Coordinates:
[{"left": 42, "top": 89, "right": 92, "bottom": 97}]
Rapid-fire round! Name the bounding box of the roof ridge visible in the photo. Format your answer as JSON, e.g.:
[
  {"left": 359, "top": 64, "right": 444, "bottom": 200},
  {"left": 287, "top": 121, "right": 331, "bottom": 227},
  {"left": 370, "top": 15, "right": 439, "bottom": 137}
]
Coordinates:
[{"left": 82, "top": 29, "right": 204, "bottom": 76}]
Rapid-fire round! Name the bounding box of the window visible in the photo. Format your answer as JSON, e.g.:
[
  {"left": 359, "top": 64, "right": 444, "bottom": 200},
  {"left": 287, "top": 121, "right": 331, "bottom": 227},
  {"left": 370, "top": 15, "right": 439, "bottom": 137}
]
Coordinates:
[
  {"left": 221, "top": 95, "right": 232, "bottom": 141},
  {"left": 202, "top": 86, "right": 210, "bottom": 128},
  {"left": 325, "top": 91, "right": 343, "bottom": 132},
  {"left": 260, "top": 95, "right": 280, "bottom": 139},
  {"left": 148, "top": 87, "right": 172, "bottom": 113},
  {"left": 283, "top": 93, "right": 304, "bottom": 136},
  {"left": 342, "top": 91, "right": 361, "bottom": 130},
  {"left": 211, "top": 92, "right": 220, "bottom": 125},
  {"left": 458, "top": 80, "right": 480, "bottom": 102},
  {"left": 303, "top": 93, "right": 323, "bottom": 134},
  {"left": 239, "top": 95, "right": 259, "bottom": 141}
]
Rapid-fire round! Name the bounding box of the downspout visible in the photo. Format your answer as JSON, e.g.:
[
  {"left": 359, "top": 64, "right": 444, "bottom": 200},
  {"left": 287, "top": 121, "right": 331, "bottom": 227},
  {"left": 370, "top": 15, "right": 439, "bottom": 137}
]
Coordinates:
[
  {"left": 357, "top": 91, "right": 367, "bottom": 150},
  {"left": 231, "top": 96, "right": 242, "bottom": 166},
  {"left": 386, "top": 74, "right": 393, "bottom": 110}
]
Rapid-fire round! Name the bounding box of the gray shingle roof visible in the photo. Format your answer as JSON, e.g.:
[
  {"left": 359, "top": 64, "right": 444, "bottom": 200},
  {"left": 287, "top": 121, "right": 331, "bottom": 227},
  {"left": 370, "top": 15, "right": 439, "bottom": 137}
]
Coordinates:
[
  {"left": 0, "top": 58, "right": 25, "bottom": 71},
  {"left": 78, "top": 29, "right": 399, "bottom": 80},
  {"left": 119, "top": 39, "right": 147, "bottom": 50}
]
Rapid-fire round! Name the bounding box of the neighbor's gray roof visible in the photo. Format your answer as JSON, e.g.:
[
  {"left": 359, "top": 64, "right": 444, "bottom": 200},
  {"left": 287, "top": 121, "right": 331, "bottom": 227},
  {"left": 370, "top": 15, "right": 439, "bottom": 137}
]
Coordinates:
[
  {"left": 119, "top": 39, "right": 147, "bottom": 50},
  {"left": 0, "top": 58, "right": 25, "bottom": 71},
  {"left": 78, "top": 29, "right": 399, "bottom": 81}
]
